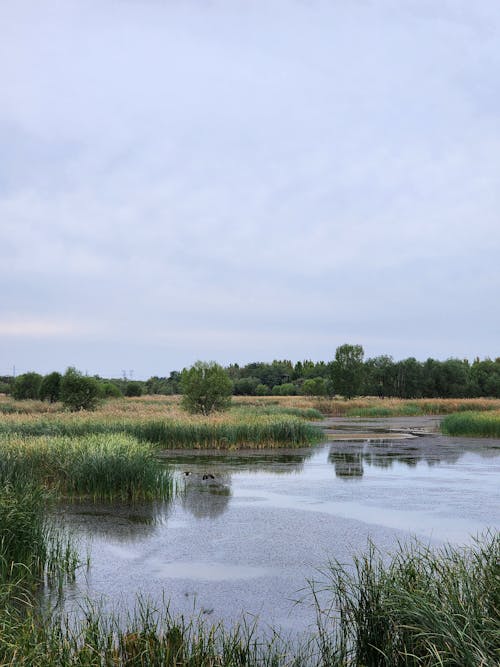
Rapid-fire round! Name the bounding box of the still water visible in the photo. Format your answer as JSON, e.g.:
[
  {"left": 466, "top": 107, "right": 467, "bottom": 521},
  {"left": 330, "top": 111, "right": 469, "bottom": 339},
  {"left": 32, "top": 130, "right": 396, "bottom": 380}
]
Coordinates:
[{"left": 57, "top": 418, "right": 500, "bottom": 634}]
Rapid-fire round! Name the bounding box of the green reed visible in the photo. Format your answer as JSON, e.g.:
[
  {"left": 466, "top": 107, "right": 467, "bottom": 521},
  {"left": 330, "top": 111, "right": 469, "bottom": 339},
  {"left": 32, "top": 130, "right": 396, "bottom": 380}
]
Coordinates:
[
  {"left": 310, "top": 532, "right": 500, "bottom": 666},
  {"left": 0, "top": 416, "right": 322, "bottom": 449},
  {"left": 0, "top": 434, "right": 174, "bottom": 501},
  {"left": 441, "top": 411, "right": 500, "bottom": 438}
]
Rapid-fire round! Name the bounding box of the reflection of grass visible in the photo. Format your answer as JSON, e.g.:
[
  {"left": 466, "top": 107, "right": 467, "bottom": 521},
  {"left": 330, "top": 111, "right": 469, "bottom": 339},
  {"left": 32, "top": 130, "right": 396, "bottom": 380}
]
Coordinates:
[
  {"left": 0, "top": 534, "right": 497, "bottom": 666},
  {"left": 441, "top": 410, "right": 500, "bottom": 438},
  {"left": 0, "top": 434, "right": 173, "bottom": 501}
]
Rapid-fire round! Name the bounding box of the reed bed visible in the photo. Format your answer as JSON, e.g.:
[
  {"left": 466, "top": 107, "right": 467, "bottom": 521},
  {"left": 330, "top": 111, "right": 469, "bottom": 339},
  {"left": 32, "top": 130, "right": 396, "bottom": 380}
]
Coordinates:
[
  {"left": 0, "top": 434, "right": 173, "bottom": 501},
  {"left": 307, "top": 397, "right": 500, "bottom": 417},
  {"left": 310, "top": 532, "right": 500, "bottom": 666},
  {"left": 0, "top": 475, "right": 78, "bottom": 587},
  {"left": 441, "top": 410, "right": 500, "bottom": 438},
  {"left": 0, "top": 407, "right": 322, "bottom": 449},
  {"left": 0, "top": 535, "right": 497, "bottom": 666}
]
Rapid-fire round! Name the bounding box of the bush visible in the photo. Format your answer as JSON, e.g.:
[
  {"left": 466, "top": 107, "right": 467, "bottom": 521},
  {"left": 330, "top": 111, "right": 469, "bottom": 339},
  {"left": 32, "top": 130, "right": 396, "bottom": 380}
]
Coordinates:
[
  {"left": 11, "top": 372, "right": 43, "bottom": 400},
  {"left": 39, "top": 372, "right": 62, "bottom": 403},
  {"left": 233, "top": 376, "right": 261, "bottom": 395},
  {"left": 180, "top": 361, "right": 233, "bottom": 415},
  {"left": 125, "top": 381, "right": 143, "bottom": 397},
  {"left": 60, "top": 367, "right": 100, "bottom": 411},
  {"left": 100, "top": 381, "right": 122, "bottom": 398},
  {"left": 301, "top": 377, "right": 328, "bottom": 396},
  {"left": 255, "top": 383, "right": 270, "bottom": 396}
]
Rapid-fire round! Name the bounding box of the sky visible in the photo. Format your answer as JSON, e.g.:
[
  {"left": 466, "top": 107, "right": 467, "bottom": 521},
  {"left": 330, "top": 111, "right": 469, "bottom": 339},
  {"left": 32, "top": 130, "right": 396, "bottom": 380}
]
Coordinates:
[{"left": 1, "top": 0, "right": 499, "bottom": 379}]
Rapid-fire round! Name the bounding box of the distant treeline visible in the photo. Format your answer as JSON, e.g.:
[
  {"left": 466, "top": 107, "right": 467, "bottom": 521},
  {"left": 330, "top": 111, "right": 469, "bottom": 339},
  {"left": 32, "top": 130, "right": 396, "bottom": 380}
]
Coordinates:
[{"left": 1, "top": 345, "right": 499, "bottom": 401}]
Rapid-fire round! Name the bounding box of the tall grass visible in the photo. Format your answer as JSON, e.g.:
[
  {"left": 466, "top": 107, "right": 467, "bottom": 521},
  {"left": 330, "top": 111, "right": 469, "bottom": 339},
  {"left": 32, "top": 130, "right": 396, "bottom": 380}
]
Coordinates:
[
  {"left": 0, "top": 476, "right": 78, "bottom": 587},
  {"left": 441, "top": 410, "right": 500, "bottom": 438},
  {"left": 311, "top": 532, "right": 500, "bottom": 666},
  {"left": 0, "top": 434, "right": 173, "bottom": 501},
  {"left": 0, "top": 415, "right": 322, "bottom": 449}
]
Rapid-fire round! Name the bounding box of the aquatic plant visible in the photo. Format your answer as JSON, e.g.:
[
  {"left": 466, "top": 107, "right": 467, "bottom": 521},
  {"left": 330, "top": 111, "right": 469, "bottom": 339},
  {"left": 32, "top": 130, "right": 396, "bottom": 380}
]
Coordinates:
[
  {"left": 0, "top": 434, "right": 173, "bottom": 501},
  {"left": 310, "top": 532, "right": 500, "bottom": 666},
  {"left": 441, "top": 410, "right": 500, "bottom": 438}
]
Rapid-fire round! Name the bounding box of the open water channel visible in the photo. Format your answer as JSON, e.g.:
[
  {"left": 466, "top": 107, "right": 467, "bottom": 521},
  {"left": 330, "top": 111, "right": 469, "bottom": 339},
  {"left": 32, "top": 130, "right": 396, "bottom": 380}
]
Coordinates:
[{"left": 55, "top": 417, "right": 500, "bottom": 635}]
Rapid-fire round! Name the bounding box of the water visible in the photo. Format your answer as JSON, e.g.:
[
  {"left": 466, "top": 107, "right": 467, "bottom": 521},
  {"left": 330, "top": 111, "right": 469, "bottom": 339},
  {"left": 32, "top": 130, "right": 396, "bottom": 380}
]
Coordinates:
[{"left": 56, "top": 417, "right": 500, "bottom": 635}]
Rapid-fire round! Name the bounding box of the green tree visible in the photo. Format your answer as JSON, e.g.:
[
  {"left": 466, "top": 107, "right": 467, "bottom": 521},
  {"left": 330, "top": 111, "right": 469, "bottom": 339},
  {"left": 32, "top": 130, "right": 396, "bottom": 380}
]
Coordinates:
[
  {"left": 39, "top": 371, "right": 62, "bottom": 403},
  {"left": 301, "top": 377, "right": 328, "bottom": 396},
  {"left": 60, "top": 367, "right": 100, "bottom": 411},
  {"left": 331, "top": 344, "right": 365, "bottom": 399},
  {"left": 180, "top": 361, "right": 233, "bottom": 415},
  {"left": 125, "top": 381, "right": 143, "bottom": 397},
  {"left": 12, "top": 372, "right": 43, "bottom": 400}
]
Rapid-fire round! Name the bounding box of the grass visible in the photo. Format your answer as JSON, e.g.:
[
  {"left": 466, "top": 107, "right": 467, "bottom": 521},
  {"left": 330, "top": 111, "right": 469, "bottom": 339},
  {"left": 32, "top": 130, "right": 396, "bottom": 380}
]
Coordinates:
[
  {"left": 0, "top": 398, "right": 323, "bottom": 449},
  {"left": 0, "top": 534, "right": 497, "bottom": 666},
  {"left": 0, "top": 434, "right": 174, "bottom": 501},
  {"left": 0, "top": 475, "right": 79, "bottom": 588},
  {"left": 309, "top": 532, "right": 500, "bottom": 666},
  {"left": 441, "top": 410, "right": 500, "bottom": 438}
]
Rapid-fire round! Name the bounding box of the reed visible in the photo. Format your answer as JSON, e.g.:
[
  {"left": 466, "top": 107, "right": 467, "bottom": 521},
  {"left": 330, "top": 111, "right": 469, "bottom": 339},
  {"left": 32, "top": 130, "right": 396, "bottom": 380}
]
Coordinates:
[
  {"left": 0, "top": 412, "right": 322, "bottom": 449},
  {"left": 441, "top": 410, "right": 500, "bottom": 438},
  {"left": 0, "top": 476, "right": 78, "bottom": 587},
  {"left": 311, "top": 532, "right": 500, "bottom": 666},
  {"left": 0, "top": 434, "right": 174, "bottom": 501}
]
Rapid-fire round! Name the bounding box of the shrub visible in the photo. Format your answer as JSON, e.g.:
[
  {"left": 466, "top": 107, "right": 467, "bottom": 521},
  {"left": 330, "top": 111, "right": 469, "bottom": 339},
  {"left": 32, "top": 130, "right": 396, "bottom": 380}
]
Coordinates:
[
  {"left": 60, "top": 367, "right": 100, "bottom": 411},
  {"left": 125, "top": 381, "right": 143, "bottom": 397},
  {"left": 255, "top": 383, "right": 270, "bottom": 396},
  {"left": 100, "top": 381, "right": 122, "bottom": 398},
  {"left": 11, "top": 372, "right": 43, "bottom": 400},
  {"left": 180, "top": 361, "right": 233, "bottom": 415},
  {"left": 301, "top": 377, "right": 328, "bottom": 396},
  {"left": 39, "top": 372, "right": 62, "bottom": 403}
]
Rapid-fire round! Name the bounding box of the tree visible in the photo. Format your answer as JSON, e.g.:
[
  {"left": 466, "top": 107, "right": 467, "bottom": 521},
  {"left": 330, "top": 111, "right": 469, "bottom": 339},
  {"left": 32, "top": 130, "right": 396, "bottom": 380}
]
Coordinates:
[
  {"left": 180, "top": 361, "right": 233, "bottom": 415},
  {"left": 12, "top": 372, "right": 43, "bottom": 400},
  {"left": 39, "top": 372, "right": 62, "bottom": 403},
  {"left": 331, "top": 344, "right": 365, "bottom": 399},
  {"left": 60, "top": 367, "right": 100, "bottom": 411},
  {"left": 301, "top": 377, "right": 328, "bottom": 396},
  {"left": 125, "top": 381, "right": 143, "bottom": 397}
]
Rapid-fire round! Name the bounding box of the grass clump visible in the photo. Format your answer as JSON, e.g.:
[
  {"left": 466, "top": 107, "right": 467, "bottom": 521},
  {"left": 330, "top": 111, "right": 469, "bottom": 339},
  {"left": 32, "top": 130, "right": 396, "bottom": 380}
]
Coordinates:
[
  {"left": 0, "top": 434, "right": 173, "bottom": 501},
  {"left": 311, "top": 533, "right": 500, "bottom": 666},
  {"left": 441, "top": 410, "right": 500, "bottom": 438}
]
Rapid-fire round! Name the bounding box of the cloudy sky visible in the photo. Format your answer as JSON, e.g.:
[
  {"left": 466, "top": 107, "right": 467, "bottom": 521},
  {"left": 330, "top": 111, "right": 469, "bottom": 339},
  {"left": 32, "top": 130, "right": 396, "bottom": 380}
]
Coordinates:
[{"left": 1, "top": 0, "right": 499, "bottom": 379}]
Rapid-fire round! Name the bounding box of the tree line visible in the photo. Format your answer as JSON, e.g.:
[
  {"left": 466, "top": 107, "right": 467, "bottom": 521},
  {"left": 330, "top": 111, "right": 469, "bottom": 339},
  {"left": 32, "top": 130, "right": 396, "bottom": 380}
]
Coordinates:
[{"left": 2, "top": 345, "right": 499, "bottom": 404}]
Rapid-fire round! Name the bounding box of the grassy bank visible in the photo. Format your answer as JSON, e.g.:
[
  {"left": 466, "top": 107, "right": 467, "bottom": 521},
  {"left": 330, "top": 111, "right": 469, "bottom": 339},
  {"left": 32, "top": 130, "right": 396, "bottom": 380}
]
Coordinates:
[
  {"left": 441, "top": 410, "right": 500, "bottom": 438},
  {"left": 0, "top": 534, "right": 497, "bottom": 666}
]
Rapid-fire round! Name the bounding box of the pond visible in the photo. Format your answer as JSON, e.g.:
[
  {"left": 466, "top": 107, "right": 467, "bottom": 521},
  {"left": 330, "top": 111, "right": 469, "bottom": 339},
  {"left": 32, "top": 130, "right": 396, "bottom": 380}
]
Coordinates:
[{"left": 55, "top": 417, "right": 500, "bottom": 636}]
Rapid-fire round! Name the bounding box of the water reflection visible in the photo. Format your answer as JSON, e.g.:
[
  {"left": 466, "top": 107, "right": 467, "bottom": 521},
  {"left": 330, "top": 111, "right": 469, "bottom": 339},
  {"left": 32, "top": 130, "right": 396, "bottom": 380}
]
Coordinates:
[
  {"left": 161, "top": 450, "right": 312, "bottom": 476},
  {"left": 328, "top": 436, "right": 496, "bottom": 479},
  {"left": 57, "top": 499, "right": 172, "bottom": 542}
]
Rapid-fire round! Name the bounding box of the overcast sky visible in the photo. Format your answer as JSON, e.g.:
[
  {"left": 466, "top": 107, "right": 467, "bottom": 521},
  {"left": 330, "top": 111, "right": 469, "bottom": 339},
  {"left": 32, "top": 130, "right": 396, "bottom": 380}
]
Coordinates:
[{"left": 1, "top": 0, "right": 499, "bottom": 379}]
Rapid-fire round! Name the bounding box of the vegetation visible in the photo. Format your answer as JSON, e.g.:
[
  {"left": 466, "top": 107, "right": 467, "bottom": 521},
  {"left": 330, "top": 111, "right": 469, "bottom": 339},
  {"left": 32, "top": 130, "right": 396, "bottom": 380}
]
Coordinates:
[
  {"left": 0, "top": 534, "right": 497, "bottom": 666},
  {"left": 39, "top": 371, "right": 62, "bottom": 403},
  {"left": 331, "top": 344, "right": 365, "bottom": 399},
  {"left": 60, "top": 367, "right": 101, "bottom": 411},
  {"left": 0, "top": 434, "right": 173, "bottom": 501},
  {"left": 441, "top": 410, "right": 500, "bottom": 438},
  {"left": 180, "top": 361, "right": 233, "bottom": 415},
  {"left": 11, "top": 372, "right": 43, "bottom": 400},
  {"left": 312, "top": 532, "right": 499, "bottom": 666}
]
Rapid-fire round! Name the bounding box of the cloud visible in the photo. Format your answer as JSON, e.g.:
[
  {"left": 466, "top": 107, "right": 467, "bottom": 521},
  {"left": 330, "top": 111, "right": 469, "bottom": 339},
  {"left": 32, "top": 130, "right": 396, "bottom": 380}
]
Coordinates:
[{"left": 0, "top": 1, "right": 499, "bottom": 375}]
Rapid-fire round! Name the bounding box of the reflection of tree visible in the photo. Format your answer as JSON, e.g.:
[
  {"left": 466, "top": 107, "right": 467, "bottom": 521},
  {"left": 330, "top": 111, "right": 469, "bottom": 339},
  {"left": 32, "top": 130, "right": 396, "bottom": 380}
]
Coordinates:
[
  {"left": 328, "top": 452, "right": 364, "bottom": 479},
  {"left": 328, "top": 438, "right": 470, "bottom": 475},
  {"left": 181, "top": 482, "right": 231, "bottom": 519}
]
